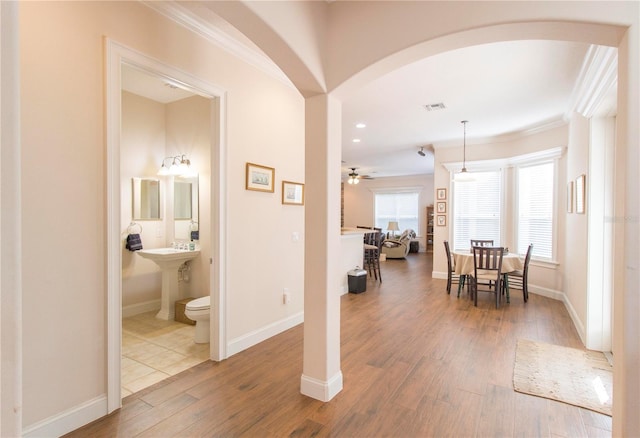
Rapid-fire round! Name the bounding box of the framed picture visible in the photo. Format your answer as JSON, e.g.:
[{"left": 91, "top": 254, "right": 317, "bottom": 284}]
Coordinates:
[
  {"left": 437, "top": 215, "right": 446, "bottom": 227},
  {"left": 437, "top": 201, "right": 446, "bottom": 213},
  {"left": 246, "top": 162, "right": 275, "bottom": 192},
  {"left": 437, "top": 188, "right": 447, "bottom": 200},
  {"left": 575, "top": 174, "right": 586, "bottom": 214},
  {"left": 282, "top": 181, "right": 304, "bottom": 205},
  {"left": 567, "top": 181, "right": 573, "bottom": 213}
]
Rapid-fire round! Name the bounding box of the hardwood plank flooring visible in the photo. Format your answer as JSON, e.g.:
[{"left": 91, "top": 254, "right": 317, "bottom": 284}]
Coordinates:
[{"left": 65, "top": 252, "right": 611, "bottom": 437}]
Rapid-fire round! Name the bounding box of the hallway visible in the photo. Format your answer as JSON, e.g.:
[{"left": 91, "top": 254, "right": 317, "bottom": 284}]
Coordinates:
[{"left": 67, "top": 252, "right": 611, "bottom": 437}]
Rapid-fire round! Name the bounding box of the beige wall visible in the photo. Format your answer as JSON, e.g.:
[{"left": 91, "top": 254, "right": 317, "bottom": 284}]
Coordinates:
[
  {"left": 343, "top": 174, "right": 434, "bottom": 250},
  {"left": 20, "top": 1, "right": 304, "bottom": 428},
  {"left": 121, "top": 92, "right": 211, "bottom": 310}
]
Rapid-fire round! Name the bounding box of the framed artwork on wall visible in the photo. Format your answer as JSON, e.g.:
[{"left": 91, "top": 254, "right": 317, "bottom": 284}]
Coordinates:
[
  {"left": 437, "top": 201, "right": 446, "bottom": 213},
  {"left": 437, "top": 215, "right": 446, "bottom": 226},
  {"left": 282, "top": 181, "right": 304, "bottom": 205},
  {"left": 437, "top": 188, "right": 447, "bottom": 200},
  {"left": 246, "top": 162, "right": 275, "bottom": 192}
]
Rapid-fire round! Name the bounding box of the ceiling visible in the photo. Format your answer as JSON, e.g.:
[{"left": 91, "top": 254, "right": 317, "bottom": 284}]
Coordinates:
[{"left": 125, "top": 5, "right": 615, "bottom": 180}]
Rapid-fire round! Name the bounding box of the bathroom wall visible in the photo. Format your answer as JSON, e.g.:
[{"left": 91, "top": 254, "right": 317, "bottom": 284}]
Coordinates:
[{"left": 121, "top": 92, "right": 211, "bottom": 312}]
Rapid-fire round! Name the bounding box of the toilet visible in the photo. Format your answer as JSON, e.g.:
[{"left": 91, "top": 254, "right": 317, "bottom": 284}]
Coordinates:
[{"left": 184, "top": 296, "right": 210, "bottom": 343}]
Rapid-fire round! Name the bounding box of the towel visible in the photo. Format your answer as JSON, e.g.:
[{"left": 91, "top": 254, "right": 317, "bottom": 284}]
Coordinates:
[
  {"left": 126, "top": 233, "right": 143, "bottom": 251},
  {"left": 190, "top": 230, "right": 199, "bottom": 241}
]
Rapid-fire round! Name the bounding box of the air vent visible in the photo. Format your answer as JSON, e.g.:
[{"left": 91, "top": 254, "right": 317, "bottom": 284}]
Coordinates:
[{"left": 424, "top": 102, "right": 446, "bottom": 111}]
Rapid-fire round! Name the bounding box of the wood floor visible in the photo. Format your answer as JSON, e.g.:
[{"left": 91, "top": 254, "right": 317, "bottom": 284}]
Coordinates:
[{"left": 66, "top": 252, "right": 612, "bottom": 437}]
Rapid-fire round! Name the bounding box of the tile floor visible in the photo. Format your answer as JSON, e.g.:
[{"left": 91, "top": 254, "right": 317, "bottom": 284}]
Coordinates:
[{"left": 121, "top": 311, "right": 210, "bottom": 397}]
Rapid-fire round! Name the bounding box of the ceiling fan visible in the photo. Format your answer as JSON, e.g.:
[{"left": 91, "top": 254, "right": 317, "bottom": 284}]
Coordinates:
[{"left": 346, "top": 167, "right": 374, "bottom": 184}]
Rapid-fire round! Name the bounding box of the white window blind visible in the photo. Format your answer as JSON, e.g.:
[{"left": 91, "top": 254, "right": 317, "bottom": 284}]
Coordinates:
[
  {"left": 374, "top": 192, "right": 419, "bottom": 233},
  {"left": 452, "top": 171, "right": 501, "bottom": 251},
  {"left": 518, "top": 162, "right": 554, "bottom": 259}
]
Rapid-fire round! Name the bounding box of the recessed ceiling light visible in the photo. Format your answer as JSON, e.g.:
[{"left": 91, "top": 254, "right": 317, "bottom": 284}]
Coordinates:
[
  {"left": 352, "top": 139, "right": 361, "bottom": 143},
  {"left": 356, "top": 123, "right": 366, "bottom": 128}
]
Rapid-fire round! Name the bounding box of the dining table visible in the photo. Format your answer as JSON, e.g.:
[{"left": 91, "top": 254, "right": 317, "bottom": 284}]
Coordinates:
[{"left": 452, "top": 250, "right": 524, "bottom": 300}]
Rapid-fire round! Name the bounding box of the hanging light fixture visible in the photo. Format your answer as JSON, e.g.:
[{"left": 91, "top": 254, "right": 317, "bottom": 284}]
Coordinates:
[
  {"left": 347, "top": 167, "right": 360, "bottom": 184},
  {"left": 455, "top": 120, "right": 475, "bottom": 182}
]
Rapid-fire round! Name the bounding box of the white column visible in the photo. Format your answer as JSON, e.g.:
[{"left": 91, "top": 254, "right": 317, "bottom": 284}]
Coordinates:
[
  {"left": 1, "top": 1, "right": 23, "bottom": 435},
  {"left": 300, "top": 94, "right": 343, "bottom": 401}
]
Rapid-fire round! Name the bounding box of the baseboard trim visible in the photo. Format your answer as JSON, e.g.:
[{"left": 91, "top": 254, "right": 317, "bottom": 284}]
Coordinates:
[
  {"left": 227, "top": 311, "right": 304, "bottom": 357},
  {"left": 122, "top": 299, "right": 160, "bottom": 318},
  {"left": 23, "top": 395, "right": 107, "bottom": 438},
  {"left": 432, "top": 271, "right": 448, "bottom": 280},
  {"left": 300, "top": 371, "right": 343, "bottom": 402}
]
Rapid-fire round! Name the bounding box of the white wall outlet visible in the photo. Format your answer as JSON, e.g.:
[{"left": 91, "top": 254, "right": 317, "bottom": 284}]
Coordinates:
[
  {"left": 283, "top": 288, "right": 291, "bottom": 304},
  {"left": 292, "top": 232, "right": 299, "bottom": 242}
]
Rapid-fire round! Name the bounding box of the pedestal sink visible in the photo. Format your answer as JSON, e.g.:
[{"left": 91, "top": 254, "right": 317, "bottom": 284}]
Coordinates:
[{"left": 137, "top": 248, "right": 200, "bottom": 320}]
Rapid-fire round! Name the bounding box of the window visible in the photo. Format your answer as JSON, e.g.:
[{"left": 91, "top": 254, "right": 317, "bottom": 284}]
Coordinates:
[
  {"left": 452, "top": 171, "right": 502, "bottom": 251},
  {"left": 374, "top": 192, "right": 419, "bottom": 233},
  {"left": 517, "top": 162, "right": 554, "bottom": 259}
]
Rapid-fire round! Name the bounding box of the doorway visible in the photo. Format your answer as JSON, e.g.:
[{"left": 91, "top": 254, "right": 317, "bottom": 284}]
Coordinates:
[{"left": 105, "top": 39, "right": 228, "bottom": 413}]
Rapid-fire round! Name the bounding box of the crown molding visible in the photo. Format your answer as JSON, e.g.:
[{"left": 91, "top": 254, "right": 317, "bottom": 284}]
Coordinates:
[
  {"left": 565, "top": 44, "right": 617, "bottom": 119},
  {"left": 442, "top": 146, "right": 565, "bottom": 173},
  {"left": 432, "top": 117, "right": 567, "bottom": 150},
  {"left": 142, "top": 1, "right": 294, "bottom": 89}
]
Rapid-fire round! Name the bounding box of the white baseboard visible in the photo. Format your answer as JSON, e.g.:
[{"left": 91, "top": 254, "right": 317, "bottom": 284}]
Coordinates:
[
  {"left": 122, "top": 299, "right": 160, "bottom": 318},
  {"left": 300, "top": 371, "right": 343, "bottom": 402},
  {"left": 227, "top": 311, "right": 304, "bottom": 357},
  {"left": 432, "top": 271, "right": 448, "bottom": 280},
  {"left": 23, "top": 395, "right": 107, "bottom": 438}
]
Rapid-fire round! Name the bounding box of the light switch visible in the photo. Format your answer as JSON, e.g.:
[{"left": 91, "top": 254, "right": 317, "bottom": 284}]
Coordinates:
[{"left": 292, "top": 232, "right": 300, "bottom": 242}]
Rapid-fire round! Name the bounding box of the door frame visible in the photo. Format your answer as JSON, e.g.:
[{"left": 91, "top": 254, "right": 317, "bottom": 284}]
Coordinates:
[{"left": 105, "top": 38, "right": 228, "bottom": 413}]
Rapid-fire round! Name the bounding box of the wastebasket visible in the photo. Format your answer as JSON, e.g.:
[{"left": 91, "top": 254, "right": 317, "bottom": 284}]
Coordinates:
[{"left": 348, "top": 267, "right": 367, "bottom": 294}]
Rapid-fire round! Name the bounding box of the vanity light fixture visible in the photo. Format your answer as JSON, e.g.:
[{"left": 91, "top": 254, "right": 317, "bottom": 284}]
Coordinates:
[{"left": 157, "top": 155, "right": 195, "bottom": 177}]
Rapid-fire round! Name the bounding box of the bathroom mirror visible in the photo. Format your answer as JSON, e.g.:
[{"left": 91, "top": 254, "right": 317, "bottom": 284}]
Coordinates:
[
  {"left": 174, "top": 176, "right": 199, "bottom": 240},
  {"left": 132, "top": 177, "right": 161, "bottom": 220}
]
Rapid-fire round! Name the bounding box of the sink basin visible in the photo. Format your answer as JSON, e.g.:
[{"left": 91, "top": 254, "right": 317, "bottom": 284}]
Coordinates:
[
  {"left": 137, "top": 248, "right": 200, "bottom": 266},
  {"left": 137, "top": 248, "right": 200, "bottom": 320}
]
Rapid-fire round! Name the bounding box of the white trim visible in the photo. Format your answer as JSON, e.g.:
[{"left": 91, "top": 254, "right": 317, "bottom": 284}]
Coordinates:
[
  {"left": 433, "top": 118, "right": 567, "bottom": 149},
  {"left": 121, "top": 299, "right": 160, "bottom": 318},
  {"left": 1, "top": 3, "right": 23, "bottom": 435},
  {"left": 141, "top": 1, "right": 294, "bottom": 90},
  {"left": 442, "top": 146, "right": 565, "bottom": 173},
  {"left": 227, "top": 312, "right": 304, "bottom": 357},
  {"left": 369, "top": 186, "right": 423, "bottom": 194},
  {"left": 300, "top": 371, "right": 344, "bottom": 402},
  {"left": 23, "top": 396, "right": 107, "bottom": 438},
  {"left": 566, "top": 44, "right": 618, "bottom": 119}
]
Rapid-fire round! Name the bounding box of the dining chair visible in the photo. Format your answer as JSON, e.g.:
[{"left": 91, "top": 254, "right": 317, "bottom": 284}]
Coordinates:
[
  {"left": 470, "top": 246, "right": 505, "bottom": 308},
  {"left": 364, "top": 231, "right": 383, "bottom": 282},
  {"left": 470, "top": 239, "right": 494, "bottom": 247},
  {"left": 443, "top": 240, "right": 465, "bottom": 296},
  {"left": 504, "top": 243, "right": 533, "bottom": 302}
]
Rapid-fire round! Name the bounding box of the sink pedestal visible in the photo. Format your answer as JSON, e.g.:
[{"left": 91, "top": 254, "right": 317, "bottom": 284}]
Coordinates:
[{"left": 136, "top": 248, "right": 200, "bottom": 320}]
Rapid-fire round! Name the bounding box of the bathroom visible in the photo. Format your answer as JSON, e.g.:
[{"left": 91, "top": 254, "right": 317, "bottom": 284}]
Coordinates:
[{"left": 120, "top": 64, "right": 213, "bottom": 396}]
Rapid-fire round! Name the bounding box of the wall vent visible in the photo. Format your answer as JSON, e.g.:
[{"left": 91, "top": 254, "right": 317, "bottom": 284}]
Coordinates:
[{"left": 424, "top": 102, "right": 446, "bottom": 111}]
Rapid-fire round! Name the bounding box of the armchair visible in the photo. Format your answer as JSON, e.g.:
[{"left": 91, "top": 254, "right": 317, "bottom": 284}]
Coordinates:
[{"left": 381, "top": 229, "right": 415, "bottom": 259}]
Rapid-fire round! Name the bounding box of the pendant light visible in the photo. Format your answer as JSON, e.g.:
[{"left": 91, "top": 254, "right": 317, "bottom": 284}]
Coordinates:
[{"left": 455, "top": 120, "right": 475, "bottom": 182}]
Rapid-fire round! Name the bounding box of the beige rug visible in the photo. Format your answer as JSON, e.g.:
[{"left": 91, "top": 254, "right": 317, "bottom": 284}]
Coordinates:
[{"left": 513, "top": 339, "right": 613, "bottom": 416}]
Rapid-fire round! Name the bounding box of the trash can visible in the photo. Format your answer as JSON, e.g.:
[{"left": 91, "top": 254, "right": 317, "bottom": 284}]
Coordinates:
[{"left": 348, "top": 267, "right": 367, "bottom": 294}]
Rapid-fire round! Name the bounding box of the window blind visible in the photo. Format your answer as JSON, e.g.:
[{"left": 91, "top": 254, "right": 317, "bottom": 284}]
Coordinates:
[
  {"left": 452, "top": 171, "right": 501, "bottom": 251},
  {"left": 374, "top": 192, "right": 419, "bottom": 233},
  {"left": 518, "top": 162, "right": 554, "bottom": 259}
]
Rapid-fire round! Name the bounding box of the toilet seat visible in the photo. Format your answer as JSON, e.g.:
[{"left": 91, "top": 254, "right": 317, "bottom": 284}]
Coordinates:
[{"left": 186, "top": 296, "right": 210, "bottom": 311}]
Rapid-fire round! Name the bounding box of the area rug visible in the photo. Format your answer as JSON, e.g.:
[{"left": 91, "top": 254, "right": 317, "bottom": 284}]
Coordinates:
[{"left": 513, "top": 339, "right": 613, "bottom": 416}]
